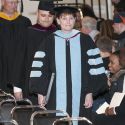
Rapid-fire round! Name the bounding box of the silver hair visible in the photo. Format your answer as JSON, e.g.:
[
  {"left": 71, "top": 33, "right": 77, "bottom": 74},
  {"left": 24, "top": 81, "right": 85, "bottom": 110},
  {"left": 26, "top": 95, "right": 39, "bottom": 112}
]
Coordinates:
[{"left": 81, "top": 16, "right": 97, "bottom": 30}]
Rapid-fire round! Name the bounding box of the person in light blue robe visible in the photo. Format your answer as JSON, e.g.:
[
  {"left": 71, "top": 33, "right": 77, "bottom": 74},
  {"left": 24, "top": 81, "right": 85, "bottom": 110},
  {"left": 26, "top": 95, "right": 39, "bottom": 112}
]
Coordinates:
[{"left": 29, "top": 6, "right": 108, "bottom": 125}]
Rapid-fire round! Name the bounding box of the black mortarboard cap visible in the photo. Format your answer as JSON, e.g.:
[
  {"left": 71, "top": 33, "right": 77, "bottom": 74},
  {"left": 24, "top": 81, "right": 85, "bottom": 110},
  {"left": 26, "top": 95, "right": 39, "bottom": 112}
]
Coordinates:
[
  {"left": 54, "top": 6, "right": 78, "bottom": 17},
  {"left": 38, "top": 1, "right": 54, "bottom": 12}
]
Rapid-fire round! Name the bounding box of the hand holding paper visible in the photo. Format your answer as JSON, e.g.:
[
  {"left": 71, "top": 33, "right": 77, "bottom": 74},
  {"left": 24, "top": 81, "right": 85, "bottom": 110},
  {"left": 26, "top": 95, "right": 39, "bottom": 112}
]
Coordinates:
[
  {"left": 105, "top": 107, "right": 115, "bottom": 115},
  {"left": 96, "top": 92, "right": 125, "bottom": 114},
  {"left": 109, "top": 92, "right": 125, "bottom": 108},
  {"left": 96, "top": 102, "right": 109, "bottom": 114}
]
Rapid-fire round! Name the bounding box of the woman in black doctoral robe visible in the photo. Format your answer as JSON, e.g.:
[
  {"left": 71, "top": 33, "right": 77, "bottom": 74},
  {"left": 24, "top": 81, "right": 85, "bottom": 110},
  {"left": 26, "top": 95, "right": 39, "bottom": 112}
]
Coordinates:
[{"left": 29, "top": 6, "right": 108, "bottom": 125}]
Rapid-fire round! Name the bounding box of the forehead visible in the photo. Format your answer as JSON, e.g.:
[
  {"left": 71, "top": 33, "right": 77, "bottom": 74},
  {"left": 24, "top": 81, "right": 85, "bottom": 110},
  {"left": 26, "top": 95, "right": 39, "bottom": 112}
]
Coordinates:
[
  {"left": 38, "top": 10, "right": 51, "bottom": 15},
  {"left": 59, "top": 13, "right": 75, "bottom": 17},
  {"left": 4, "top": 0, "right": 18, "bottom": 2},
  {"left": 113, "top": 22, "right": 121, "bottom": 26},
  {"left": 110, "top": 54, "right": 119, "bottom": 61}
]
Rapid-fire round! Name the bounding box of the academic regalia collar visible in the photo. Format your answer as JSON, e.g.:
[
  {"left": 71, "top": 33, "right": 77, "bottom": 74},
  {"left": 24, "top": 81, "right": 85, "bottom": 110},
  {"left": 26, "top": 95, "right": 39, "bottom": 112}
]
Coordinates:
[
  {"left": 54, "top": 29, "right": 80, "bottom": 39},
  {"left": 32, "top": 23, "right": 56, "bottom": 32},
  {"left": 89, "top": 30, "right": 99, "bottom": 41},
  {"left": 0, "top": 12, "right": 20, "bottom": 21}
]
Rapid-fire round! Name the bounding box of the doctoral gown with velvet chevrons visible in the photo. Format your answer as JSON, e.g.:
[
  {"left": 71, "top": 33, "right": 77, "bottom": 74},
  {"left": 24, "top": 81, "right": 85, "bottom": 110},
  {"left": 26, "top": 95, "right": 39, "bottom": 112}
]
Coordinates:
[
  {"left": 15, "top": 23, "right": 56, "bottom": 103},
  {"left": 29, "top": 29, "right": 108, "bottom": 122}
]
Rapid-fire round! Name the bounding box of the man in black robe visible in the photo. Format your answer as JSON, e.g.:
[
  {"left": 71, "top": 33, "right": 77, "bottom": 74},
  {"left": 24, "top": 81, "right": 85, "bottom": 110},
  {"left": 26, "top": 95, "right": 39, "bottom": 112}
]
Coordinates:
[
  {"left": 0, "top": 0, "right": 31, "bottom": 93},
  {"left": 13, "top": 1, "right": 56, "bottom": 103}
]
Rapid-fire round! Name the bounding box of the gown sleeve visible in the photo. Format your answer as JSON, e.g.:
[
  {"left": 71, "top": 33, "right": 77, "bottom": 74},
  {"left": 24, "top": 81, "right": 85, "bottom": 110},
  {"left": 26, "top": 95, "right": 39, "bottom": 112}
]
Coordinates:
[
  {"left": 81, "top": 33, "right": 108, "bottom": 96},
  {"left": 29, "top": 34, "right": 54, "bottom": 95}
]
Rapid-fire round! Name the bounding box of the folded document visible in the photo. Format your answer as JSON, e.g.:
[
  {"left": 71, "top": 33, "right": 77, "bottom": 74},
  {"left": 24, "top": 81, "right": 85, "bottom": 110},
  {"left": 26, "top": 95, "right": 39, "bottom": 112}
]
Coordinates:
[{"left": 96, "top": 92, "right": 125, "bottom": 114}]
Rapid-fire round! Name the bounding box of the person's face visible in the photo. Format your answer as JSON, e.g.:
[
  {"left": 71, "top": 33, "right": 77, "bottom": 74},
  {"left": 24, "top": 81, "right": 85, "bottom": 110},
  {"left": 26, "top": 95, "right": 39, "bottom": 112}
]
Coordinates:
[
  {"left": 57, "top": 14, "right": 76, "bottom": 33},
  {"left": 2, "top": 0, "right": 18, "bottom": 15},
  {"left": 108, "top": 54, "right": 121, "bottom": 74},
  {"left": 37, "top": 10, "right": 54, "bottom": 28},
  {"left": 112, "top": 23, "right": 122, "bottom": 34},
  {"left": 81, "top": 25, "right": 90, "bottom": 34}
]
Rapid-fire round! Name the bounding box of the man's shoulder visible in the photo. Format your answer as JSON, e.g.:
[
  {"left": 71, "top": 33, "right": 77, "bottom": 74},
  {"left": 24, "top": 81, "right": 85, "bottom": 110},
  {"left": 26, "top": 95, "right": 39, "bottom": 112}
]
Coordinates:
[
  {"left": 17, "top": 15, "right": 31, "bottom": 23},
  {"left": 80, "top": 32, "right": 94, "bottom": 45}
]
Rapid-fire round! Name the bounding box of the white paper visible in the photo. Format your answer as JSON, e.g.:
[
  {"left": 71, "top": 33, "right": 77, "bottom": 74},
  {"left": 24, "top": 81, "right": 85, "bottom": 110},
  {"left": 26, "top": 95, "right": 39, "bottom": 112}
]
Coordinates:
[
  {"left": 96, "top": 102, "right": 109, "bottom": 114},
  {"left": 109, "top": 92, "right": 125, "bottom": 108},
  {"left": 96, "top": 92, "right": 125, "bottom": 114}
]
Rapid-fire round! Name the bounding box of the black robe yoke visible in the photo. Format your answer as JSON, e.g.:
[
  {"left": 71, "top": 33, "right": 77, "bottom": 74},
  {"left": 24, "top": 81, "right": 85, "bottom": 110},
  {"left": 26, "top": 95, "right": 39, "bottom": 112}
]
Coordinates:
[
  {"left": 29, "top": 31, "right": 108, "bottom": 118},
  {"left": 14, "top": 24, "right": 56, "bottom": 99},
  {"left": 25, "top": 24, "right": 56, "bottom": 82},
  {"left": 13, "top": 25, "right": 53, "bottom": 88},
  {"left": 0, "top": 15, "right": 31, "bottom": 92}
]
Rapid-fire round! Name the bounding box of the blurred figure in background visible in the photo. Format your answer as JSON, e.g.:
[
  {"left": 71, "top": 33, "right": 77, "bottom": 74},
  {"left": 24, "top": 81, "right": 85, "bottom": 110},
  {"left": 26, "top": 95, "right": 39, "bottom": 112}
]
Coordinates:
[
  {"left": 112, "top": 12, "right": 125, "bottom": 50},
  {"left": 112, "top": 0, "right": 125, "bottom": 13},
  {"left": 99, "top": 19, "right": 115, "bottom": 40},
  {"left": 74, "top": 9, "right": 82, "bottom": 30},
  {"left": 0, "top": 0, "right": 31, "bottom": 93},
  {"left": 81, "top": 16, "right": 99, "bottom": 42},
  {"left": 81, "top": 4, "right": 104, "bottom": 31}
]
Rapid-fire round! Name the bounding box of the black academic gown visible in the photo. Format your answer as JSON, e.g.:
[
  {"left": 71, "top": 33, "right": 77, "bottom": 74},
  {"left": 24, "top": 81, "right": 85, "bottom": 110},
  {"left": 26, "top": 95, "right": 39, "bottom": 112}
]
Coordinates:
[
  {"left": 0, "top": 36, "right": 2, "bottom": 85},
  {"left": 15, "top": 24, "right": 56, "bottom": 103},
  {"left": 29, "top": 30, "right": 108, "bottom": 124},
  {"left": 25, "top": 24, "right": 56, "bottom": 78},
  {"left": 0, "top": 14, "right": 31, "bottom": 92}
]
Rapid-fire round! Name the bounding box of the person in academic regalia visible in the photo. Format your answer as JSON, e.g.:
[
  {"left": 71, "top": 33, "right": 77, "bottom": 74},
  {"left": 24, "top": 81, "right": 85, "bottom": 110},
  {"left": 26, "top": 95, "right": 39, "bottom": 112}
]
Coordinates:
[
  {"left": 13, "top": 1, "right": 56, "bottom": 103},
  {"left": 29, "top": 6, "right": 108, "bottom": 125},
  {"left": 0, "top": 0, "right": 32, "bottom": 93}
]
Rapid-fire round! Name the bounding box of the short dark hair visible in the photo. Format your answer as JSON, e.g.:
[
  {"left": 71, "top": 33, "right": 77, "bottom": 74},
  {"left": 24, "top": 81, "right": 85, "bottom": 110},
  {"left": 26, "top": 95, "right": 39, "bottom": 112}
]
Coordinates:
[{"left": 96, "top": 36, "right": 114, "bottom": 53}]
